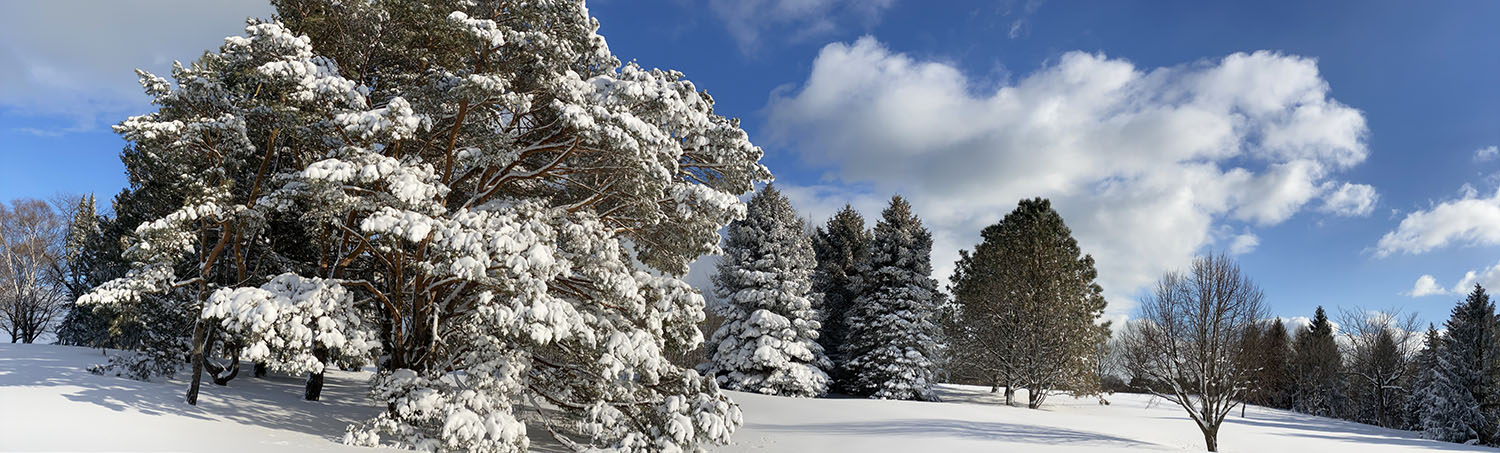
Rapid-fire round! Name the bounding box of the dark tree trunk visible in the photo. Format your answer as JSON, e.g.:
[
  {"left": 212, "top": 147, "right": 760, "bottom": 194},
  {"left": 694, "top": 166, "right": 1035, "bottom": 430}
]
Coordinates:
[
  {"left": 1200, "top": 423, "right": 1220, "bottom": 452},
  {"left": 1027, "top": 386, "right": 1044, "bottom": 409},
  {"left": 304, "top": 347, "right": 329, "bottom": 401},
  {"left": 254, "top": 362, "right": 268, "bottom": 378},
  {"left": 1004, "top": 387, "right": 1016, "bottom": 406},
  {"left": 185, "top": 319, "right": 207, "bottom": 405}
]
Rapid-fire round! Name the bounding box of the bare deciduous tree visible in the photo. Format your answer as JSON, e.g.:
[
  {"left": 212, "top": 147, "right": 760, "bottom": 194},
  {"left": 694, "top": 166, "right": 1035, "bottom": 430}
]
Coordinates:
[
  {"left": 1338, "top": 308, "right": 1421, "bottom": 429},
  {"left": 0, "top": 198, "right": 68, "bottom": 343},
  {"left": 1121, "top": 253, "right": 1267, "bottom": 452}
]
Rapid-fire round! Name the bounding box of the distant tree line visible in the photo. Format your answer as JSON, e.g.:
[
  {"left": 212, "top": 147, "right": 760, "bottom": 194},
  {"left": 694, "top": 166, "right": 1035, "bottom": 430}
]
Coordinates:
[{"left": 1110, "top": 275, "right": 1500, "bottom": 449}]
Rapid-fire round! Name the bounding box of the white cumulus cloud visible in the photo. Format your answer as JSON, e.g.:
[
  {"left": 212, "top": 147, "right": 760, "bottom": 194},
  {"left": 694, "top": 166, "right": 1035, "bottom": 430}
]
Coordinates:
[
  {"left": 1376, "top": 188, "right": 1500, "bottom": 257},
  {"left": 1406, "top": 260, "right": 1500, "bottom": 298},
  {"left": 766, "top": 37, "right": 1371, "bottom": 315},
  {"left": 1408, "top": 274, "right": 1447, "bottom": 297},
  {"left": 1318, "top": 182, "right": 1378, "bottom": 217}
]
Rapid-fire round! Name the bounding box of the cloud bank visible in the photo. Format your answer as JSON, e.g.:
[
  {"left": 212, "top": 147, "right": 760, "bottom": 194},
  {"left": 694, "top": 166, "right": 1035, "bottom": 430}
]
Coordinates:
[{"left": 765, "top": 37, "right": 1373, "bottom": 314}]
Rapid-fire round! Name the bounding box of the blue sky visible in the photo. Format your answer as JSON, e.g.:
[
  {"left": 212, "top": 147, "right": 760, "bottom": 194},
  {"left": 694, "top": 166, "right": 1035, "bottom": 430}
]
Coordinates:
[{"left": 1, "top": 0, "right": 1497, "bottom": 326}]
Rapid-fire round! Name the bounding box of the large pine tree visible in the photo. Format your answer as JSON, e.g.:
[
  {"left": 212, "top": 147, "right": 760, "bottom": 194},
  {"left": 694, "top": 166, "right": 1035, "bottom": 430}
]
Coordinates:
[
  {"left": 810, "top": 205, "right": 870, "bottom": 387},
  {"left": 1430, "top": 285, "right": 1500, "bottom": 443},
  {"left": 948, "top": 197, "right": 1108, "bottom": 408},
  {"left": 80, "top": 1, "right": 770, "bottom": 449},
  {"left": 841, "top": 196, "right": 943, "bottom": 401},
  {"left": 1291, "top": 306, "right": 1343, "bottom": 417},
  {"left": 701, "top": 185, "right": 831, "bottom": 397},
  {"left": 1411, "top": 323, "right": 1485, "bottom": 442}
]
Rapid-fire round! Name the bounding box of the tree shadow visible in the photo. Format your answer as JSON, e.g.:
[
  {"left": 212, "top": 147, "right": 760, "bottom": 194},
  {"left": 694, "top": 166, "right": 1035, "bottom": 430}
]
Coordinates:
[
  {"left": 0, "top": 344, "right": 382, "bottom": 444},
  {"left": 749, "top": 418, "right": 1161, "bottom": 448},
  {"left": 1227, "top": 416, "right": 1489, "bottom": 451}
]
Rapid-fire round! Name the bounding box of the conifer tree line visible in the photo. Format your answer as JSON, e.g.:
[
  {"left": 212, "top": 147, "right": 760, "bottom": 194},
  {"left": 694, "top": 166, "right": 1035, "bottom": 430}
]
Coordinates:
[{"left": 702, "top": 193, "right": 1110, "bottom": 407}]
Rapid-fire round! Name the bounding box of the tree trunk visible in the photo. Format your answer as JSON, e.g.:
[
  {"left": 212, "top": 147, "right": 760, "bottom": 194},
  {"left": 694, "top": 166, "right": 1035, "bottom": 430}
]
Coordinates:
[
  {"left": 1027, "top": 387, "right": 1043, "bottom": 409},
  {"left": 1004, "top": 387, "right": 1016, "bottom": 406},
  {"left": 185, "top": 319, "right": 207, "bottom": 405},
  {"left": 254, "top": 362, "right": 268, "bottom": 378},
  {"left": 304, "top": 347, "right": 329, "bottom": 401},
  {"left": 1201, "top": 423, "right": 1219, "bottom": 452}
]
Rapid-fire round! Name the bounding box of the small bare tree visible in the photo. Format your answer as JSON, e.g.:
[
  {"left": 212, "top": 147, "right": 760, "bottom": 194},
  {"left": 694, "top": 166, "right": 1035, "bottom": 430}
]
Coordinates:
[
  {"left": 0, "top": 199, "right": 68, "bottom": 343},
  {"left": 1338, "top": 308, "right": 1420, "bottom": 428},
  {"left": 1121, "top": 253, "right": 1267, "bottom": 452}
]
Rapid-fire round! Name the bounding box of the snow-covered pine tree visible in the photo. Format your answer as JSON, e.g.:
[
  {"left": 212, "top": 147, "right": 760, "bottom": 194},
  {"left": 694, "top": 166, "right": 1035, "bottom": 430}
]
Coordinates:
[
  {"left": 1430, "top": 285, "right": 1500, "bottom": 444},
  {"left": 810, "top": 204, "right": 870, "bottom": 387},
  {"left": 56, "top": 194, "right": 111, "bottom": 347},
  {"left": 1291, "top": 306, "right": 1343, "bottom": 418},
  {"left": 841, "top": 196, "right": 942, "bottom": 401},
  {"left": 701, "top": 185, "right": 830, "bottom": 397},
  {"left": 82, "top": 0, "right": 770, "bottom": 450},
  {"left": 948, "top": 197, "right": 1108, "bottom": 408},
  {"left": 1410, "top": 323, "right": 1487, "bottom": 442}
]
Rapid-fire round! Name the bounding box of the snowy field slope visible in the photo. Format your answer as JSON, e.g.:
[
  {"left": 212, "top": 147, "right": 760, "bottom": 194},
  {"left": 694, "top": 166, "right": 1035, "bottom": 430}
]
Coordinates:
[
  {"left": 720, "top": 387, "right": 1488, "bottom": 452},
  {"left": 0, "top": 343, "right": 384, "bottom": 452},
  {"left": 0, "top": 343, "right": 1488, "bottom": 452}
]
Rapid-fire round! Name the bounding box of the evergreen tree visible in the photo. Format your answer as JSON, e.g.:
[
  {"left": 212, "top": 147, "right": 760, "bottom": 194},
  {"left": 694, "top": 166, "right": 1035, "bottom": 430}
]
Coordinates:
[
  {"left": 948, "top": 197, "right": 1108, "bottom": 408},
  {"left": 701, "top": 186, "right": 831, "bottom": 397},
  {"left": 80, "top": 1, "right": 770, "bottom": 449},
  {"left": 810, "top": 205, "right": 870, "bottom": 388},
  {"left": 1429, "top": 285, "right": 1500, "bottom": 443},
  {"left": 1291, "top": 306, "right": 1343, "bottom": 417},
  {"left": 841, "top": 196, "right": 943, "bottom": 401},
  {"left": 1410, "top": 323, "right": 1483, "bottom": 442},
  {"left": 56, "top": 194, "right": 109, "bottom": 347},
  {"left": 1258, "top": 319, "right": 1294, "bottom": 409}
]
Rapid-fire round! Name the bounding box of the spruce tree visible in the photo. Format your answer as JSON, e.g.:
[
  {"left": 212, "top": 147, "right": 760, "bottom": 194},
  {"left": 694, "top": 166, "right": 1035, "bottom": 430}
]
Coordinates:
[
  {"left": 1291, "top": 307, "right": 1343, "bottom": 417},
  {"left": 810, "top": 205, "right": 870, "bottom": 386},
  {"left": 1258, "top": 319, "right": 1294, "bottom": 409},
  {"left": 841, "top": 196, "right": 943, "bottom": 400},
  {"left": 1431, "top": 285, "right": 1500, "bottom": 443},
  {"left": 56, "top": 194, "right": 110, "bottom": 347},
  {"left": 1411, "top": 323, "right": 1485, "bottom": 442},
  {"left": 948, "top": 197, "right": 1108, "bottom": 408},
  {"left": 702, "top": 186, "right": 831, "bottom": 397}
]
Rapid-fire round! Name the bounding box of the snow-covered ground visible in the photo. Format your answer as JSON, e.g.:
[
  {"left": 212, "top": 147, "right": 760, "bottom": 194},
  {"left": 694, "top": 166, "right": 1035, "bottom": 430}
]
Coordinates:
[{"left": 0, "top": 343, "right": 1487, "bottom": 452}]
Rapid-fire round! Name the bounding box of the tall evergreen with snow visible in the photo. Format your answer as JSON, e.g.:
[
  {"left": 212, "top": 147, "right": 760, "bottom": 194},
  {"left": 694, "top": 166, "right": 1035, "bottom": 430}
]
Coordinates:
[
  {"left": 1291, "top": 306, "right": 1343, "bottom": 418},
  {"left": 810, "top": 205, "right": 870, "bottom": 386},
  {"left": 56, "top": 195, "right": 111, "bottom": 347},
  {"left": 1428, "top": 285, "right": 1500, "bottom": 444},
  {"left": 79, "top": 0, "right": 770, "bottom": 450},
  {"left": 840, "top": 196, "right": 942, "bottom": 401},
  {"left": 947, "top": 197, "right": 1108, "bottom": 408},
  {"left": 701, "top": 186, "right": 830, "bottom": 397},
  {"left": 1411, "top": 323, "right": 1486, "bottom": 442}
]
